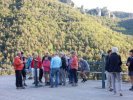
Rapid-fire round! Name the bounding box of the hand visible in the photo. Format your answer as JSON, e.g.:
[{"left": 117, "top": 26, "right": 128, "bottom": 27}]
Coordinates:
[{"left": 127, "top": 62, "right": 130, "bottom": 66}]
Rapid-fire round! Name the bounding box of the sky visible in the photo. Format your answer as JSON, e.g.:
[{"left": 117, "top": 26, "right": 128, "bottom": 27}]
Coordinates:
[{"left": 72, "top": 0, "right": 133, "bottom": 13}]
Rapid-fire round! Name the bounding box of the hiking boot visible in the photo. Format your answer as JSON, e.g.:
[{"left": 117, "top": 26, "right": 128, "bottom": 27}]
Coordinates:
[
  {"left": 20, "top": 87, "right": 25, "bottom": 89},
  {"left": 39, "top": 80, "right": 43, "bottom": 83},
  {"left": 45, "top": 82, "right": 49, "bottom": 86},
  {"left": 16, "top": 87, "right": 20, "bottom": 89},
  {"left": 120, "top": 93, "right": 123, "bottom": 96},
  {"left": 28, "top": 77, "right": 33, "bottom": 80},
  {"left": 63, "top": 83, "right": 66, "bottom": 86},
  {"left": 81, "top": 79, "right": 87, "bottom": 83},
  {"left": 81, "top": 79, "right": 84, "bottom": 83},
  {"left": 32, "top": 82, "right": 35, "bottom": 84},
  {"left": 72, "top": 83, "right": 75, "bottom": 86},
  {"left": 109, "top": 88, "right": 113, "bottom": 92},
  {"left": 47, "top": 82, "right": 50, "bottom": 85},
  {"left": 129, "top": 86, "right": 133, "bottom": 91},
  {"left": 83, "top": 79, "right": 87, "bottom": 82},
  {"left": 24, "top": 83, "right": 27, "bottom": 86},
  {"left": 50, "top": 85, "right": 54, "bottom": 88}
]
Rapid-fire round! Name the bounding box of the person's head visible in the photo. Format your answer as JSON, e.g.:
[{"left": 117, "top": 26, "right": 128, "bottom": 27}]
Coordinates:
[
  {"left": 17, "top": 52, "right": 21, "bottom": 57},
  {"left": 27, "top": 54, "right": 31, "bottom": 57},
  {"left": 71, "top": 51, "right": 76, "bottom": 57},
  {"left": 112, "top": 47, "right": 118, "bottom": 54},
  {"left": 107, "top": 50, "right": 112, "bottom": 55},
  {"left": 60, "top": 52, "right": 65, "bottom": 57},
  {"left": 33, "top": 52, "right": 38, "bottom": 59},
  {"left": 79, "top": 57, "right": 83, "bottom": 61},
  {"left": 54, "top": 52, "right": 59, "bottom": 56},
  {"left": 45, "top": 52, "right": 49, "bottom": 56},
  {"left": 21, "top": 52, "right": 24, "bottom": 56},
  {"left": 129, "top": 49, "right": 133, "bottom": 57}
]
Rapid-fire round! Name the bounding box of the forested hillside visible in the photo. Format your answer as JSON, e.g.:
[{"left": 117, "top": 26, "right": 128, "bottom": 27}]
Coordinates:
[
  {"left": 0, "top": 0, "right": 133, "bottom": 68},
  {"left": 95, "top": 16, "right": 133, "bottom": 35}
]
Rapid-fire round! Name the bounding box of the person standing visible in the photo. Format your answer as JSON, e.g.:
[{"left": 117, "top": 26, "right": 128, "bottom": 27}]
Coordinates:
[
  {"left": 37, "top": 55, "right": 43, "bottom": 83},
  {"left": 50, "top": 53, "right": 62, "bottom": 88},
  {"left": 105, "top": 50, "right": 113, "bottom": 91},
  {"left": 126, "top": 49, "right": 133, "bottom": 91},
  {"left": 108, "top": 47, "right": 123, "bottom": 96},
  {"left": 21, "top": 52, "right": 27, "bottom": 86},
  {"left": 67, "top": 55, "right": 73, "bottom": 84},
  {"left": 42, "top": 56, "right": 51, "bottom": 86},
  {"left": 13, "top": 52, "right": 25, "bottom": 89},
  {"left": 70, "top": 51, "right": 79, "bottom": 86},
  {"left": 26, "top": 54, "right": 33, "bottom": 79},
  {"left": 79, "top": 57, "right": 90, "bottom": 83},
  {"left": 42, "top": 52, "right": 52, "bottom": 62},
  {"left": 31, "top": 53, "right": 42, "bottom": 84},
  {"left": 60, "top": 53, "right": 67, "bottom": 86}
]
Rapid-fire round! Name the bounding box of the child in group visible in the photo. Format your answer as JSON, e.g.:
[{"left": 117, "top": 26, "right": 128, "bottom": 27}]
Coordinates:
[{"left": 42, "top": 56, "right": 51, "bottom": 86}]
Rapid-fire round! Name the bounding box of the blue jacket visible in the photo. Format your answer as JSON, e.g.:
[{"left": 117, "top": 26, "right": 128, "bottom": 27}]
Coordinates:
[
  {"left": 26, "top": 57, "right": 33, "bottom": 69},
  {"left": 108, "top": 53, "right": 122, "bottom": 72},
  {"left": 51, "top": 56, "right": 62, "bottom": 69}
]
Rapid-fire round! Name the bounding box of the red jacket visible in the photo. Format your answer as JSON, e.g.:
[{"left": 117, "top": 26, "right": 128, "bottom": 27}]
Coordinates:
[
  {"left": 13, "top": 56, "right": 24, "bottom": 70},
  {"left": 31, "top": 56, "right": 42, "bottom": 69},
  {"left": 42, "top": 60, "right": 50, "bottom": 72},
  {"left": 70, "top": 56, "right": 78, "bottom": 70}
]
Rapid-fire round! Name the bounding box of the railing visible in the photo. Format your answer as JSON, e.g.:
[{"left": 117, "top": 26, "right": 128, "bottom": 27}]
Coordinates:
[{"left": 0, "top": 61, "right": 129, "bottom": 81}]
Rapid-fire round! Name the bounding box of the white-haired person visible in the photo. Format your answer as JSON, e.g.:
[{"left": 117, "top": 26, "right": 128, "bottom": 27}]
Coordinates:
[
  {"left": 79, "top": 57, "right": 90, "bottom": 83},
  {"left": 108, "top": 47, "right": 123, "bottom": 96}
]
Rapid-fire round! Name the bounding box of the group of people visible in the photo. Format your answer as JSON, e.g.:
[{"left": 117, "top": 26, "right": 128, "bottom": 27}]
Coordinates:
[
  {"left": 13, "top": 47, "right": 133, "bottom": 97},
  {"left": 105, "top": 47, "right": 133, "bottom": 96},
  {"left": 13, "top": 51, "right": 90, "bottom": 89}
]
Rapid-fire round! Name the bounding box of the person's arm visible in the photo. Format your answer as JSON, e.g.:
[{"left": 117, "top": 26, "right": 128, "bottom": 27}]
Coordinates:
[
  {"left": 60, "top": 58, "right": 62, "bottom": 68},
  {"left": 126, "top": 57, "right": 130, "bottom": 66},
  {"left": 85, "top": 60, "right": 90, "bottom": 71},
  {"left": 50, "top": 58, "right": 53, "bottom": 68},
  {"left": 42, "top": 56, "right": 45, "bottom": 63},
  {"left": 119, "top": 55, "right": 122, "bottom": 66}
]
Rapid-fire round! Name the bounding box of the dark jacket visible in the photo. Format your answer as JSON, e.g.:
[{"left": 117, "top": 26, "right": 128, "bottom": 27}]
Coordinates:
[
  {"left": 126, "top": 57, "right": 133, "bottom": 72},
  {"left": 108, "top": 53, "right": 122, "bottom": 72},
  {"left": 61, "top": 56, "right": 67, "bottom": 70},
  {"left": 105, "top": 55, "right": 110, "bottom": 71}
]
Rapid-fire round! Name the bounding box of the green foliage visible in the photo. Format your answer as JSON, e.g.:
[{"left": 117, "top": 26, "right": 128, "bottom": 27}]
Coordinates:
[
  {"left": 0, "top": 0, "right": 133, "bottom": 69},
  {"left": 95, "top": 16, "right": 133, "bottom": 35}
]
